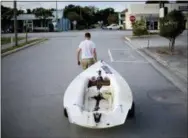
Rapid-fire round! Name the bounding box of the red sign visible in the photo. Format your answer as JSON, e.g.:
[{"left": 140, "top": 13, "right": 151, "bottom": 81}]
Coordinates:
[{"left": 130, "top": 16, "right": 136, "bottom": 22}]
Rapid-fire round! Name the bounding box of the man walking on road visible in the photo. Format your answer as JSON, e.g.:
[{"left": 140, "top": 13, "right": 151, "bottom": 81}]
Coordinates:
[{"left": 77, "top": 32, "right": 97, "bottom": 70}]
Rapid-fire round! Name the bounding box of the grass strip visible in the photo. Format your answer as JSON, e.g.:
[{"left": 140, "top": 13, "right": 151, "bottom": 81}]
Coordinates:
[
  {"left": 1, "top": 38, "right": 46, "bottom": 54},
  {"left": 1, "top": 37, "right": 25, "bottom": 45}
]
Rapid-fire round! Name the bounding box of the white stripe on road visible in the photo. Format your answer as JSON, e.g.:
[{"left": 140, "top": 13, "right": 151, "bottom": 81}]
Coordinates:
[
  {"left": 108, "top": 49, "right": 114, "bottom": 62},
  {"left": 113, "top": 60, "right": 149, "bottom": 64},
  {"left": 124, "top": 40, "right": 148, "bottom": 59},
  {"left": 108, "top": 48, "right": 132, "bottom": 51},
  {"left": 124, "top": 41, "right": 137, "bottom": 50}
]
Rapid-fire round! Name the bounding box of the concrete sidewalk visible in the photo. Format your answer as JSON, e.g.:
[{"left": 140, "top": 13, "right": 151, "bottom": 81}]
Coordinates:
[
  {"left": 125, "top": 34, "right": 187, "bottom": 92},
  {"left": 1, "top": 37, "right": 37, "bottom": 50}
]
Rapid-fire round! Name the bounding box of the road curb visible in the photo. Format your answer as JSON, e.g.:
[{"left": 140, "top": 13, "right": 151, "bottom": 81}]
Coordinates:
[
  {"left": 1, "top": 38, "right": 47, "bottom": 57},
  {"left": 125, "top": 36, "right": 131, "bottom": 42},
  {"left": 124, "top": 36, "right": 187, "bottom": 93},
  {"left": 143, "top": 48, "right": 187, "bottom": 83}
]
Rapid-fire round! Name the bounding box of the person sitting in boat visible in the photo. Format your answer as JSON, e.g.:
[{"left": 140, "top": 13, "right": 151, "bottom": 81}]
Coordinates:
[{"left": 77, "top": 32, "right": 98, "bottom": 70}]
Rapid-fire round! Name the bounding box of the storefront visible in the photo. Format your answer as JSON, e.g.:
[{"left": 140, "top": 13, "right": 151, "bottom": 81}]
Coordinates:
[{"left": 125, "top": 3, "right": 188, "bottom": 30}]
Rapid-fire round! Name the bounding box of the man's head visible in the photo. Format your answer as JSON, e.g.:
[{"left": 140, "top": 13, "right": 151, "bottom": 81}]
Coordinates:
[{"left": 85, "top": 32, "right": 91, "bottom": 39}]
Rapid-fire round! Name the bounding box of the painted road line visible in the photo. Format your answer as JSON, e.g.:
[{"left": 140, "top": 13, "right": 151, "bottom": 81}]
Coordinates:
[
  {"left": 108, "top": 49, "right": 114, "bottom": 62},
  {"left": 124, "top": 41, "right": 137, "bottom": 50},
  {"left": 113, "top": 60, "right": 149, "bottom": 64},
  {"left": 124, "top": 40, "right": 147, "bottom": 58},
  {"left": 109, "top": 48, "right": 133, "bottom": 51}
]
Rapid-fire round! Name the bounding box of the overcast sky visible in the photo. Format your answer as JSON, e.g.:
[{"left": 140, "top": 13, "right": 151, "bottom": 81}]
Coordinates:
[
  {"left": 1, "top": 0, "right": 146, "bottom": 12},
  {"left": 1, "top": 0, "right": 176, "bottom": 12}
]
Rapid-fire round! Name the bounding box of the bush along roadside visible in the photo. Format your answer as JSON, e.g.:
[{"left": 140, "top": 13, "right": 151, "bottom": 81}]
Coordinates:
[
  {"left": 1, "top": 38, "right": 47, "bottom": 54},
  {"left": 132, "top": 18, "right": 148, "bottom": 36}
]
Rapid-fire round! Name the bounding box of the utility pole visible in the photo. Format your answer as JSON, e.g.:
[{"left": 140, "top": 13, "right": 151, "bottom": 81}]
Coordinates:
[
  {"left": 56, "top": 0, "right": 58, "bottom": 31},
  {"left": 56, "top": 0, "right": 58, "bottom": 22},
  {"left": 80, "top": 7, "right": 81, "bottom": 20},
  {"left": 14, "top": 0, "right": 18, "bottom": 46}
]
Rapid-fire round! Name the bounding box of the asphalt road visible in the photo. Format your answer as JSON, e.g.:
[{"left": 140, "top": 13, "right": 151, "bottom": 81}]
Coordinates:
[{"left": 1, "top": 30, "right": 187, "bottom": 138}]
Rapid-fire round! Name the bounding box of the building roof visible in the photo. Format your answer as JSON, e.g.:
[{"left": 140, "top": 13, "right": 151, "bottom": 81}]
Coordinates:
[
  {"left": 11, "top": 14, "right": 37, "bottom": 20},
  {"left": 11, "top": 14, "right": 54, "bottom": 21}
]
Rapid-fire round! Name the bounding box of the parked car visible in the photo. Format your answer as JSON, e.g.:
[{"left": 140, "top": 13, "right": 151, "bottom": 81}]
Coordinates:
[{"left": 107, "top": 24, "right": 123, "bottom": 30}]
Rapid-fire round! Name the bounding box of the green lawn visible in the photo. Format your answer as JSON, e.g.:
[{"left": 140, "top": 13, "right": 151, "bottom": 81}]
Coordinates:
[
  {"left": 1, "top": 38, "right": 46, "bottom": 54},
  {"left": 1, "top": 37, "right": 25, "bottom": 45}
]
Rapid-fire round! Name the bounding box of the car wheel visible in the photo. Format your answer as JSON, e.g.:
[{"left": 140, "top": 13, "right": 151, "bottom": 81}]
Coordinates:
[
  {"left": 64, "top": 108, "right": 68, "bottom": 118},
  {"left": 110, "top": 28, "right": 112, "bottom": 30},
  {"left": 127, "top": 102, "right": 135, "bottom": 119}
]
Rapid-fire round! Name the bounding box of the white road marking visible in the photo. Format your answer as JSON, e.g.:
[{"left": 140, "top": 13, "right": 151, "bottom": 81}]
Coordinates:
[
  {"left": 124, "top": 40, "right": 149, "bottom": 60},
  {"left": 109, "top": 48, "right": 131, "bottom": 51},
  {"left": 124, "top": 41, "right": 137, "bottom": 50},
  {"left": 113, "top": 60, "right": 149, "bottom": 64},
  {"left": 108, "top": 49, "right": 114, "bottom": 62},
  {"left": 108, "top": 48, "right": 149, "bottom": 64}
]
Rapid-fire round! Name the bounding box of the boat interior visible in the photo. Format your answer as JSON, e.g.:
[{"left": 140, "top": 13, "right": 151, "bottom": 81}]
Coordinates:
[{"left": 83, "top": 71, "right": 114, "bottom": 112}]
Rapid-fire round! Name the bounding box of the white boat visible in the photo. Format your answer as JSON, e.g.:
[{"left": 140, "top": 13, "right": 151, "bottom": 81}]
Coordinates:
[{"left": 63, "top": 60, "right": 135, "bottom": 128}]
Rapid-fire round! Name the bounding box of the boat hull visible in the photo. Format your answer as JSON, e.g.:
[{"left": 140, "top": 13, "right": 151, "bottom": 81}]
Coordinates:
[{"left": 63, "top": 61, "right": 134, "bottom": 128}]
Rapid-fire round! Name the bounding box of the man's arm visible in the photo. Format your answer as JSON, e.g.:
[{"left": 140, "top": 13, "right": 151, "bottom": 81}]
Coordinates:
[
  {"left": 93, "top": 48, "right": 97, "bottom": 62},
  {"left": 92, "top": 42, "right": 97, "bottom": 62},
  {"left": 77, "top": 48, "right": 81, "bottom": 65}
]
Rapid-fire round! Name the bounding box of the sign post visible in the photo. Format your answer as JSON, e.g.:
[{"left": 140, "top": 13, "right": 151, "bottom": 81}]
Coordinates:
[{"left": 147, "top": 14, "right": 152, "bottom": 49}]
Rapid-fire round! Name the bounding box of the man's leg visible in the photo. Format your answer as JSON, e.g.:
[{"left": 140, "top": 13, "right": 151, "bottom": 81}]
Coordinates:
[
  {"left": 87, "top": 58, "right": 95, "bottom": 67},
  {"left": 81, "top": 59, "right": 88, "bottom": 70}
]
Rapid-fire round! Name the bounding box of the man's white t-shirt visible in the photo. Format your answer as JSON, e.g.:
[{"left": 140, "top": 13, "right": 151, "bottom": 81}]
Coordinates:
[{"left": 79, "top": 39, "right": 96, "bottom": 59}]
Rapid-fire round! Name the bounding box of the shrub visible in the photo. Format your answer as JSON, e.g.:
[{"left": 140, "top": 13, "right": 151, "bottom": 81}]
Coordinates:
[
  {"left": 159, "top": 10, "right": 185, "bottom": 52},
  {"left": 132, "top": 19, "right": 148, "bottom": 36}
]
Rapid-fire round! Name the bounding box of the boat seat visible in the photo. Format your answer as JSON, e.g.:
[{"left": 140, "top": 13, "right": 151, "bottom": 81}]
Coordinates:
[{"left": 88, "top": 76, "right": 110, "bottom": 88}]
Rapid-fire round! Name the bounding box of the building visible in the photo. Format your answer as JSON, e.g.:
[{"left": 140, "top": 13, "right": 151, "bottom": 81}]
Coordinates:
[
  {"left": 52, "top": 10, "right": 71, "bottom": 31},
  {"left": 118, "top": 9, "right": 127, "bottom": 29},
  {"left": 11, "top": 10, "right": 71, "bottom": 32},
  {"left": 125, "top": 3, "right": 188, "bottom": 30},
  {"left": 11, "top": 14, "right": 53, "bottom": 32}
]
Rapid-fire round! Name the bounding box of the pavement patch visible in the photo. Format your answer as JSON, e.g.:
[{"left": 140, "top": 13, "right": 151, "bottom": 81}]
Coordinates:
[
  {"left": 108, "top": 49, "right": 148, "bottom": 63},
  {"left": 147, "top": 90, "right": 187, "bottom": 105}
]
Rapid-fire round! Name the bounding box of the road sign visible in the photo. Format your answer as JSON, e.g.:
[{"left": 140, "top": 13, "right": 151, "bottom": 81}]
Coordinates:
[{"left": 130, "top": 16, "right": 136, "bottom": 22}]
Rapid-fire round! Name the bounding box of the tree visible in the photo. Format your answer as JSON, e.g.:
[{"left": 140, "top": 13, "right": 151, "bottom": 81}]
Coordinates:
[
  {"left": 32, "top": 8, "right": 53, "bottom": 27},
  {"left": 66, "top": 12, "right": 80, "bottom": 21},
  {"left": 63, "top": 4, "right": 116, "bottom": 29},
  {"left": 159, "top": 10, "right": 185, "bottom": 52},
  {"left": 1, "top": 5, "right": 24, "bottom": 31},
  {"left": 107, "top": 14, "right": 118, "bottom": 24},
  {"left": 26, "top": 9, "right": 32, "bottom": 14},
  {"left": 64, "top": 4, "right": 99, "bottom": 29},
  {"left": 95, "top": 8, "right": 116, "bottom": 25},
  {"left": 1, "top": 5, "right": 13, "bottom": 31}
]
